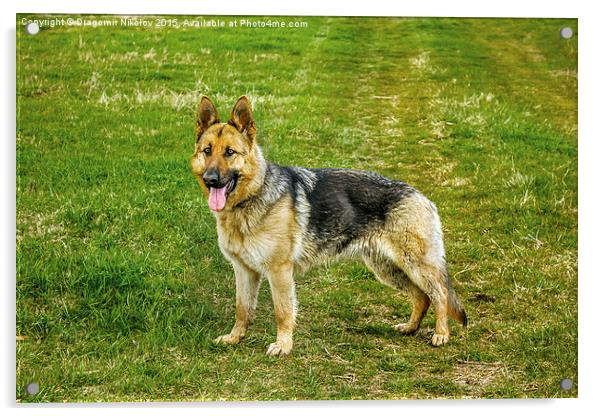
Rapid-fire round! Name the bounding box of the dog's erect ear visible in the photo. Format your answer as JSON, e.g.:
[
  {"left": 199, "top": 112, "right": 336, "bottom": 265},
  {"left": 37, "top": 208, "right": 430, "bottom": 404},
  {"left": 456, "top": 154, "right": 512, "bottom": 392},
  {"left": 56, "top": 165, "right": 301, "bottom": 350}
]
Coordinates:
[
  {"left": 228, "top": 96, "right": 256, "bottom": 143},
  {"left": 196, "top": 96, "right": 220, "bottom": 142}
]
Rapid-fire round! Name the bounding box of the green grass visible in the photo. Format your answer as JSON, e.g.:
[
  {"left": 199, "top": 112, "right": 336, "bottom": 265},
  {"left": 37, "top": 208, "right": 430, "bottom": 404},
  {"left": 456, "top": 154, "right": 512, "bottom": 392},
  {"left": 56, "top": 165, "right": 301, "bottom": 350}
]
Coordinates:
[{"left": 16, "top": 15, "right": 577, "bottom": 401}]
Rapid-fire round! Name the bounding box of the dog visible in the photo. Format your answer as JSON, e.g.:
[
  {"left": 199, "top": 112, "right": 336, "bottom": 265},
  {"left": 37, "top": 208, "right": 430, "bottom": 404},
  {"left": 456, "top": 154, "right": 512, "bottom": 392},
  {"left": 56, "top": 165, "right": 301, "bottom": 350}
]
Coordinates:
[{"left": 190, "top": 96, "right": 467, "bottom": 356}]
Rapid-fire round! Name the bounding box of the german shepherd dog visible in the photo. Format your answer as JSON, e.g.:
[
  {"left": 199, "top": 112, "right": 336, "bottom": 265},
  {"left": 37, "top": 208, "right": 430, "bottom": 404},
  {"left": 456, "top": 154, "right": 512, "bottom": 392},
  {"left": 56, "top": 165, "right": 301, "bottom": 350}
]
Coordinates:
[{"left": 191, "top": 96, "right": 467, "bottom": 356}]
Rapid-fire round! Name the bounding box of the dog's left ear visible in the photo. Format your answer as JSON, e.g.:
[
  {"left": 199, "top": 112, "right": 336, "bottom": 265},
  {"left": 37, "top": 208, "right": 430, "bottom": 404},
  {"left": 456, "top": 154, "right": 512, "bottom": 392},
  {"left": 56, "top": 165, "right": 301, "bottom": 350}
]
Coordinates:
[{"left": 228, "top": 96, "right": 256, "bottom": 143}]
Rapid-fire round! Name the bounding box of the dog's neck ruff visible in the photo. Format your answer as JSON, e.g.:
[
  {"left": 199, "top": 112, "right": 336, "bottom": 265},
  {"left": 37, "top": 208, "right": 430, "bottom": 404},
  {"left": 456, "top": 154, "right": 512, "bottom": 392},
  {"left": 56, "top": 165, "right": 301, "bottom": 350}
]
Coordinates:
[
  {"left": 233, "top": 161, "right": 280, "bottom": 211},
  {"left": 230, "top": 146, "right": 271, "bottom": 211}
]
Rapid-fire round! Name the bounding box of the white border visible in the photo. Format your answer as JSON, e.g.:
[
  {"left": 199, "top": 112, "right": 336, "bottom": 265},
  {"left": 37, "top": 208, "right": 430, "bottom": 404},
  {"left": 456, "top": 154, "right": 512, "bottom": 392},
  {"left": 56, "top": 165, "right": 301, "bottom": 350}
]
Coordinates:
[
  {"left": 3, "top": 1, "right": 600, "bottom": 415},
  {"left": 1, "top": 0, "right": 585, "bottom": 17}
]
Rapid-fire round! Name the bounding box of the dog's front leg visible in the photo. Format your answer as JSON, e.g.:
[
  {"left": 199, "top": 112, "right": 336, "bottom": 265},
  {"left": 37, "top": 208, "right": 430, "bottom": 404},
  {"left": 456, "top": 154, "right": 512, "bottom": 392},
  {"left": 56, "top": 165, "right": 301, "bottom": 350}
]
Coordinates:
[
  {"left": 266, "top": 262, "right": 296, "bottom": 356},
  {"left": 214, "top": 261, "right": 261, "bottom": 345}
]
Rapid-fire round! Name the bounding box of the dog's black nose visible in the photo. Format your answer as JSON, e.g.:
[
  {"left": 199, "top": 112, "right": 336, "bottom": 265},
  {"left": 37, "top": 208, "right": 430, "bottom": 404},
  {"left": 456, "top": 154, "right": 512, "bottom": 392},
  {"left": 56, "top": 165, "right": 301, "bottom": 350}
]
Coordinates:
[{"left": 202, "top": 169, "right": 220, "bottom": 187}]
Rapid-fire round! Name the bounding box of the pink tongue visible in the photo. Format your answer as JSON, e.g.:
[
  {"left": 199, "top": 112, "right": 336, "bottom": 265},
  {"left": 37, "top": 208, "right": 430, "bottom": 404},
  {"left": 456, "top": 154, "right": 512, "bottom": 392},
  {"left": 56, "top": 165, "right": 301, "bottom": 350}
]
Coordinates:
[{"left": 208, "top": 187, "right": 227, "bottom": 212}]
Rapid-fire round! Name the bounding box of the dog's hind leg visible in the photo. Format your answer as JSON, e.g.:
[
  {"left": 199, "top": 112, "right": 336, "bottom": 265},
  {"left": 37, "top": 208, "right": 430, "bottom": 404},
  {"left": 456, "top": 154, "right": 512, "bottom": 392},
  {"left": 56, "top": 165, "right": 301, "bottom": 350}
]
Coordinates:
[
  {"left": 362, "top": 256, "right": 430, "bottom": 336},
  {"left": 371, "top": 238, "right": 454, "bottom": 346},
  {"left": 398, "top": 260, "right": 452, "bottom": 346},
  {"left": 394, "top": 284, "right": 430, "bottom": 335}
]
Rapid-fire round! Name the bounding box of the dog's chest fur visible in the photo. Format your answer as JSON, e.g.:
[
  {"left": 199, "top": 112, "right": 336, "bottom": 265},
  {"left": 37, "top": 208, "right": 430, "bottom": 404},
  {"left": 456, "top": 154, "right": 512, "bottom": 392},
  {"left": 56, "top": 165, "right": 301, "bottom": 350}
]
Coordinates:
[{"left": 215, "top": 195, "right": 297, "bottom": 273}]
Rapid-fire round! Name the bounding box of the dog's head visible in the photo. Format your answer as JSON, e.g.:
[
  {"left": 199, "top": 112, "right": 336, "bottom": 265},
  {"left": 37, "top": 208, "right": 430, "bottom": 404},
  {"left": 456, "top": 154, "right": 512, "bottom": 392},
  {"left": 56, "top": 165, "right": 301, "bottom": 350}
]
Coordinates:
[{"left": 190, "top": 96, "right": 262, "bottom": 212}]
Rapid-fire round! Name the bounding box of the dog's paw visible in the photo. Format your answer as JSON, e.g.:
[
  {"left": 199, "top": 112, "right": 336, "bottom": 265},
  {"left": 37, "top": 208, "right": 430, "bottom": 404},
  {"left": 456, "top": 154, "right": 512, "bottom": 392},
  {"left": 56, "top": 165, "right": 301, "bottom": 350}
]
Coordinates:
[
  {"left": 266, "top": 339, "right": 293, "bottom": 357},
  {"left": 394, "top": 322, "right": 419, "bottom": 335},
  {"left": 214, "top": 333, "right": 241, "bottom": 345},
  {"left": 431, "top": 332, "right": 449, "bottom": 346}
]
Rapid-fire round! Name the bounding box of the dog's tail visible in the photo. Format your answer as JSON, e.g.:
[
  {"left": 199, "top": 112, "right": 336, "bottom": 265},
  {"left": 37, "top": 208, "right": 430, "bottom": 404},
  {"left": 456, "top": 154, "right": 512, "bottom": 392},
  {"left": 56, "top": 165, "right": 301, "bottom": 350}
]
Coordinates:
[
  {"left": 447, "top": 286, "right": 468, "bottom": 327},
  {"left": 444, "top": 268, "right": 468, "bottom": 327}
]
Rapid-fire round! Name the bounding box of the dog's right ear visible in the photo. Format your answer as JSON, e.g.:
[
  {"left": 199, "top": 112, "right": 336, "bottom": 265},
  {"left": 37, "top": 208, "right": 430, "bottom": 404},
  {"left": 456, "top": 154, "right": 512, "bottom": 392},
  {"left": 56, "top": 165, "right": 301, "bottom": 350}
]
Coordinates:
[{"left": 195, "top": 96, "right": 220, "bottom": 142}]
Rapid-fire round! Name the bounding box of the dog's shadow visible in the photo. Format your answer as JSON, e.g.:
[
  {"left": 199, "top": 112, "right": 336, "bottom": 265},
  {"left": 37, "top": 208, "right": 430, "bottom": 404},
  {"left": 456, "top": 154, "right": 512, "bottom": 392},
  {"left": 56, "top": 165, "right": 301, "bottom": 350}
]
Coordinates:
[{"left": 347, "top": 322, "right": 434, "bottom": 343}]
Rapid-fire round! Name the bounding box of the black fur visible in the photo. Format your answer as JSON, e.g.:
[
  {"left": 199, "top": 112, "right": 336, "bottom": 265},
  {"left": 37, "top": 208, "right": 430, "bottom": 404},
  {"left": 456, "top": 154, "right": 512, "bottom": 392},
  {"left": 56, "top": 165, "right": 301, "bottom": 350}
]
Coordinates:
[{"left": 305, "top": 169, "right": 415, "bottom": 252}]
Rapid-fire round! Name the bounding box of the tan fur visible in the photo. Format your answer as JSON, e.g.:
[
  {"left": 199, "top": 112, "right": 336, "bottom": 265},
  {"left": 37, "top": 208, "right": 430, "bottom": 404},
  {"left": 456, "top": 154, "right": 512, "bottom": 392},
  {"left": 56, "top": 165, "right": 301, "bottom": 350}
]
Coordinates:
[
  {"left": 394, "top": 284, "right": 430, "bottom": 334},
  {"left": 218, "top": 195, "right": 297, "bottom": 271}
]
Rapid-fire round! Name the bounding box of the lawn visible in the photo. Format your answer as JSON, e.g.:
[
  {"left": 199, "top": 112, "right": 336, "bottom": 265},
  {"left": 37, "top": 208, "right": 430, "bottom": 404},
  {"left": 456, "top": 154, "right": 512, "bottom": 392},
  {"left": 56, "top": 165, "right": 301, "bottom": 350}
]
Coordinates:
[{"left": 16, "top": 15, "right": 578, "bottom": 401}]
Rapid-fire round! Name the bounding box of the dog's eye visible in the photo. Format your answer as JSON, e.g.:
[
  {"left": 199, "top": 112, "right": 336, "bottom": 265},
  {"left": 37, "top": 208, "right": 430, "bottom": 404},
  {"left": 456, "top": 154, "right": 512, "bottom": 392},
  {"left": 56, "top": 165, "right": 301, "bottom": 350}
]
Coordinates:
[
  {"left": 203, "top": 147, "right": 211, "bottom": 155},
  {"left": 225, "top": 148, "right": 235, "bottom": 156}
]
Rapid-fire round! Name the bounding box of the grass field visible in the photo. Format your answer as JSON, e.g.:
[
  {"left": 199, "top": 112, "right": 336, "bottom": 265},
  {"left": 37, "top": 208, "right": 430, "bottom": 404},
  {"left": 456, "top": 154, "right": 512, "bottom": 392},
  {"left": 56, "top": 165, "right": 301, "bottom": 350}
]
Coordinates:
[{"left": 16, "top": 15, "right": 578, "bottom": 401}]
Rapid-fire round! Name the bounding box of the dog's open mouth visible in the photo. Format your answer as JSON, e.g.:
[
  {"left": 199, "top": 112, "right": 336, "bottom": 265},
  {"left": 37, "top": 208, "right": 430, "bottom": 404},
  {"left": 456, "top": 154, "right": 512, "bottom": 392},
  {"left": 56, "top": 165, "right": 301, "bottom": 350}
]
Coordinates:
[{"left": 208, "top": 177, "right": 237, "bottom": 212}]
